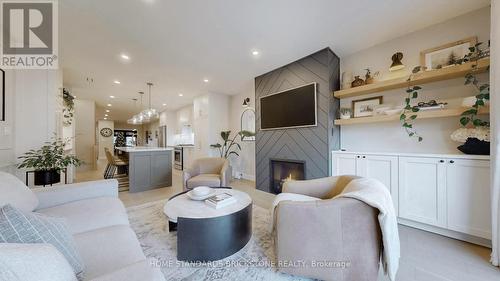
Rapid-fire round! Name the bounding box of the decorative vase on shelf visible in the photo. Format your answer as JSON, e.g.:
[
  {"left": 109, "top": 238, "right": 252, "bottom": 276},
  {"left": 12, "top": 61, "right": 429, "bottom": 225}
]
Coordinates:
[
  {"left": 450, "top": 127, "right": 490, "bottom": 155},
  {"left": 351, "top": 76, "right": 365, "bottom": 88}
]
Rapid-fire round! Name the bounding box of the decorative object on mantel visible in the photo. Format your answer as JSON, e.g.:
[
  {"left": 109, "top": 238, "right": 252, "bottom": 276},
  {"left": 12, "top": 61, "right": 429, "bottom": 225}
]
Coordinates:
[
  {"left": 351, "top": 75, "right": 365, "bottom": 88},
  {"left": 452, "top": 41, "right": 490, "bottom": 155},
  {"left": 62, "top": 88, "right": 75, "bottom": 126},
  {"left": 0, "top": 68, "right": 4, "bottom": 121},
  {"left": 389, "top": 52, "right": 405, "bottom": 72},
  {"left": 339, "top": 108, "right": 352, "bottom": 119},
  {"left": 18, "top": 137, "right": 82, "bottom": 186},
  {"left": 420, "top": 37, "right": 477, "bottom": 71},
  {"left": 364, "top": 68, "right": 380, "bottom": 84},
  {"left": 352, "top": 96, "right": 382, "bottom": 118},
  {"left": 210, "top": 130, "right": 255, "bottom": 158},
  {"left": 400, "top": 66, "right": 424, "bottom": 142}
]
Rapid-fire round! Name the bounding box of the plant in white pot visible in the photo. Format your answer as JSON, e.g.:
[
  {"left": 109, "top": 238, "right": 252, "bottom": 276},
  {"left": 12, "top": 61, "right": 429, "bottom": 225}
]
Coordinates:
[{"left": 18, "top": 138, "right": 83, "bottom": 186}]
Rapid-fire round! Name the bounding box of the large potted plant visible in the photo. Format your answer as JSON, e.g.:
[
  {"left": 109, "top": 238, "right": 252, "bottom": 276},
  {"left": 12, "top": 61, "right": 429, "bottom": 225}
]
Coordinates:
[
  {"left": 18, "top": 138, "right": 83, "bottom": 185},
  {"left": 210, "top": 130, "right": 255, "bottom": 179}
]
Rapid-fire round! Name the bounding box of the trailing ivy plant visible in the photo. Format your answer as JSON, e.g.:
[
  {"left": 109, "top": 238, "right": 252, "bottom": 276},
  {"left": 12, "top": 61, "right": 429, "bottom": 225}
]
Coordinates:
[
  {"left": 62, "top": 88, "right": 75, "bottom": 126},
  {"left": 400, "top": 66, "right": 423, "bottom": 142},
  {"left": 456, "top": 42, "right": 490, "bottom": 128}
]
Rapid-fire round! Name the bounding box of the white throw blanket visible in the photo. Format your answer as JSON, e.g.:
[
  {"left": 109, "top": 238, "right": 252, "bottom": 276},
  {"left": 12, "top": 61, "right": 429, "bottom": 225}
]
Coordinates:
[{"left": 334, "top": 178, "right": 400, "bottom": 281}]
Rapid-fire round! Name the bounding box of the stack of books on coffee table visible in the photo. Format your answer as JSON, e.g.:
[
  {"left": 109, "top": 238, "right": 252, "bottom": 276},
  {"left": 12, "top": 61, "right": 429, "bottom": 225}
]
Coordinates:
[{"left": 205, "top": 192, "right": 237, "bottom": 209}]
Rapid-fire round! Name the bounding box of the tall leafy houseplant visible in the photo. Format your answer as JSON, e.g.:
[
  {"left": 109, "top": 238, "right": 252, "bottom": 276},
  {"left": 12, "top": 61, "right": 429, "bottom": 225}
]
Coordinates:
[
  {"left": 210, "top": 130, "right": 255, "bottom": 158},
  {"left": 18, "top": 138, "right": 82, "bottom": 185}
]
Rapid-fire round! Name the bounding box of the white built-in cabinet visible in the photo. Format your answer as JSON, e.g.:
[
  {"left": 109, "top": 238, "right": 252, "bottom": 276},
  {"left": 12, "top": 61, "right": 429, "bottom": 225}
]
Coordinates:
[
  {"left": 332, "top": 153, "right": 398, "bottom": 213},
  {"left": 332, "top": 151, "right": 491, "bottom": 243}
]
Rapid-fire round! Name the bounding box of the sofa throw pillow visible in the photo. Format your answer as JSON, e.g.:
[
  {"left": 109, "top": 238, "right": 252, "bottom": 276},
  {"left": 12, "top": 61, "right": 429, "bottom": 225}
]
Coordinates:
[
  {"left": 0, "top": 204, "right": 85, "bottom": 279},
  {"left": 0, "top": 243, "right": 78, "bottom": 281},
  {"left": 0, "top": 171, "right": 39, "bottom": 212}
]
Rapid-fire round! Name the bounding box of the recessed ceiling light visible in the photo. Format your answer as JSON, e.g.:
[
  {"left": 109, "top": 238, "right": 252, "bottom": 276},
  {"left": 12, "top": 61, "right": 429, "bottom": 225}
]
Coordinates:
[
  {"left": 252, "top": 50, "right": 259, "bottom": 56},
  {"left": 113, "top": 80, "right": 121, "bottom": 84},
  {"left": 120, "top": 54, "right": 130, "bottom": 60},
  {"left": 109, "top": 95, "right": 115, "bottom": 98},
  {"left": 104, "top": 117, "right": 107, "bottom": 120},
  {"left": 162, "top": 103, "right": 167, "bottom": 106},
  {"left": 105, "top": 110, "right": 110, "bottom": 113},
  {"left": 203, "top": 78, "right": 209, "bottom": 83},
  {"left": 178, "top": 93, "right": 183, "bottom": 97},
  {"left": 73, "top": 96, "right": 77, "bottom": 99},
  {"left": 105, "top": 114, "right": 108, "bottom": 117},
  {"left": 107, "top": 104, "right": 112, "bottom": 107}
]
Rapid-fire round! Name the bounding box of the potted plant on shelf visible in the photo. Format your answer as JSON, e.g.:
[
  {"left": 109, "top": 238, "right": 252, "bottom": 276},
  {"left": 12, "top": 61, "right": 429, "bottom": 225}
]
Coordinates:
[{"left": 18, "top": 138, "right": 83, "bottom": 186}]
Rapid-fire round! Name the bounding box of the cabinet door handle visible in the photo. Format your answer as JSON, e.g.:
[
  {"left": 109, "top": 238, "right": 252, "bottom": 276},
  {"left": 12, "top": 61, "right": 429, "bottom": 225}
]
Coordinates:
[
  {"left": 439, "top": 160, "right": 445, "bottom": 163},
  {"left": 450, "top": 160, "right": 455, "bottom": 164}
]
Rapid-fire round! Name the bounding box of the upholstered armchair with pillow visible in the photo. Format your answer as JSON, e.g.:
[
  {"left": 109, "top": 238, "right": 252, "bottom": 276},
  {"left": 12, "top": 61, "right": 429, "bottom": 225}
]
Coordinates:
[
  {"left": 182, "top": 157, "right": 231, "bottom": 191},
  {"left": 272, "top": 175, "right": 382, "bottom": 281}
]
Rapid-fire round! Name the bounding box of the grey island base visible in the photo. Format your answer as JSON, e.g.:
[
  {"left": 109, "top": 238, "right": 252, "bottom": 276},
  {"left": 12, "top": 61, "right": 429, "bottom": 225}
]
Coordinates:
[{"left": 116, "top": 147, "right": 173, "bottom": 192}]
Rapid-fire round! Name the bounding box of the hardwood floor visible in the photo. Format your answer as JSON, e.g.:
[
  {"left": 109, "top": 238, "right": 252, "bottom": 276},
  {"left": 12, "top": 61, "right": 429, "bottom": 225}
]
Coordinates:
[{"left": 76, "top": 161, "right": 499, "bottom": 281}]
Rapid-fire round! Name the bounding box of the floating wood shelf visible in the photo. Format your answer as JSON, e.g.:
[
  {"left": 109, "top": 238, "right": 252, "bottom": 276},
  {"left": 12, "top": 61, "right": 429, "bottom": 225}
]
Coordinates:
[
  {"left": 334, "top": 107, "right": 490, "bottom": 126},
  {"left": 334, "top": 58, "right": 490, "bottom": 99}
]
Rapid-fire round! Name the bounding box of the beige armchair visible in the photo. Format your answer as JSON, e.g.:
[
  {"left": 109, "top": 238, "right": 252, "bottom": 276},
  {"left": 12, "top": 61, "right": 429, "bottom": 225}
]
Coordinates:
[
  {"left": 273, "top": 175, "right": 381, "bottom": 281},
  {"left": 182, "top": 157, "right": 231, "bottom": 191}
]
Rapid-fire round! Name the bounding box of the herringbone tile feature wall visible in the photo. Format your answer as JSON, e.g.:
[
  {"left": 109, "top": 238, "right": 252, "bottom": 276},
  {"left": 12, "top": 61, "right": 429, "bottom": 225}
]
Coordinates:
[{"left": 255, "top": 48, "right": 340, "bottom": 193}]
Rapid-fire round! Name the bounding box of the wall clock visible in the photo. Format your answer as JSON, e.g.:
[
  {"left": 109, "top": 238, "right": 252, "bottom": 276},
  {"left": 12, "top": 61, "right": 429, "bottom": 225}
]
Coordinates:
[{"left": 100, "top": 127, "right": 113, "bottom": 137}]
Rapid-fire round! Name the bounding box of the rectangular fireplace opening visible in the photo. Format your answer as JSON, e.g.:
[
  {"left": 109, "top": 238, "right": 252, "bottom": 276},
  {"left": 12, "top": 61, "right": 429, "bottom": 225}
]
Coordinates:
[{"left": 270, "top": 159, "right": 305, "bottom": 194}]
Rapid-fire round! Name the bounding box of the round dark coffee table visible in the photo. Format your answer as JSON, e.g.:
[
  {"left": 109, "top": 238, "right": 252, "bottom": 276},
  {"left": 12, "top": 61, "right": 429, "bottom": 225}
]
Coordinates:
[{"left": 163, "top": 188, "right": 252, "bottom": 262}]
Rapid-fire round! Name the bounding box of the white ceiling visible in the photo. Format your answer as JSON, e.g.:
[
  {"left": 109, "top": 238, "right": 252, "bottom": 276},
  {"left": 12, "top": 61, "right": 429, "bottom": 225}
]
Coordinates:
[{"left": 60, "top": 0, "right": 490, "bottom": 121}]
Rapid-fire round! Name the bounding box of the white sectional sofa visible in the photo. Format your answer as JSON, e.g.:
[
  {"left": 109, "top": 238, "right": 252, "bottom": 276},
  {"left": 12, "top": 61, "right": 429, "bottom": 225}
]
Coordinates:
[{"left": 0, "top": 171, "right": 165, "bottom": 281}]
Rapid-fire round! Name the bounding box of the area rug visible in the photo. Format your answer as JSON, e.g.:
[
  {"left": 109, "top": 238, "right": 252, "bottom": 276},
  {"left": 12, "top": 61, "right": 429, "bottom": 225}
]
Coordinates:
[{"left": 127, "top": 200, "right": 310, "bottom": 281}]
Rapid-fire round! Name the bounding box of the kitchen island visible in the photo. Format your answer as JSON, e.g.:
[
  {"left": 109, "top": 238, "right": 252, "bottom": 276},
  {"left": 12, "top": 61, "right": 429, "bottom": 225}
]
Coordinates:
[{"left": 116, "top": 147, "right": 173, "bottom": 193}]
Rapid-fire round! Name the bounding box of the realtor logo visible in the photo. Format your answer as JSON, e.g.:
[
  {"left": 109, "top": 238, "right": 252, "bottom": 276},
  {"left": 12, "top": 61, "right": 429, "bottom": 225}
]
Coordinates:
[{"left": 0, "top": 0, "right": 58, "bottom": 69}]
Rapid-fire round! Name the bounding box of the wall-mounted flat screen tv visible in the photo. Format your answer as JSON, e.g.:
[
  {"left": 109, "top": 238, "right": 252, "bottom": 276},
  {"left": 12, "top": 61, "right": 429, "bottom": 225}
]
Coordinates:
[{"left": 260, "top": 82, "right": 317, "bottom": 130}]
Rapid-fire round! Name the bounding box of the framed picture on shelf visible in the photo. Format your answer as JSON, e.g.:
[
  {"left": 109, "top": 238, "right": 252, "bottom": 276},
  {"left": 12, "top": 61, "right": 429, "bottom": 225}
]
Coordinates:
[
  {"left": 420, "top": 36, "right": 477, "bottom": 71},
  {"left": 352, "top": 96, "right": 383, "bottom": 118},
  {"left": 0, "top": 69, "right": 4, "bottom": 121}
]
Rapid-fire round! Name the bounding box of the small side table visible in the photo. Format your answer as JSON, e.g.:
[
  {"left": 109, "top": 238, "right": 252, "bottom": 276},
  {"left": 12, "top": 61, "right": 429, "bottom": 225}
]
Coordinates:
[{"left": 25, "top": 168, "right": 68, "bottom": 187}]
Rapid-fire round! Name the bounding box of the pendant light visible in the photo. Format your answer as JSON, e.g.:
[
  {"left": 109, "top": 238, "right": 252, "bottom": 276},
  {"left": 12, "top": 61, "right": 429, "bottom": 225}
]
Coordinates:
[
  {"left": 127, "top": 98, "right": 143, "bottom": 124},
  {"left": 141, "top": 82, "right": 159, "bottom": 120}
]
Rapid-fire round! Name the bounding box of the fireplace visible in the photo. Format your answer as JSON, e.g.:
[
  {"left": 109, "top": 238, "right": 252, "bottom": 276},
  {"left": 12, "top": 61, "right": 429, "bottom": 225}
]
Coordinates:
[{"left": 270, "top": 159, "right": 305, "bottom": 194}]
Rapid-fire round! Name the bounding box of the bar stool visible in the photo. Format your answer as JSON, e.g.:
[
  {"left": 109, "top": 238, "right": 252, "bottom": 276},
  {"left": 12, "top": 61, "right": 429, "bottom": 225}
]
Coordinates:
[{"left": 104, "top": 149, "right": 129, "bottom": 191}]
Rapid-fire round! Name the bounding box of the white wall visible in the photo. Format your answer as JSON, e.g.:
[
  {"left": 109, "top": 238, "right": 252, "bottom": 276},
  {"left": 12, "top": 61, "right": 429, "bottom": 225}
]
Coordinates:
[
  {"left": 340, "top": 7, "right": 491, "bottom": 154},
  {"left": 97, "top": 120, "right": 114, "bottom": 159},
  {"left": 74, "top": 99, "right": 96, "bottom": 171},
  {"left": 159, "top": 110, "right": 176, "bottom": 146},
  {"left": 192, "top": 93, "right": 229, "bottom": 159},
  {"left": 229, "top": 88, "right": 256, "bottom": 180},
  {"left": 0, "top": 70, "right": 16, "bottom": 171}
]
